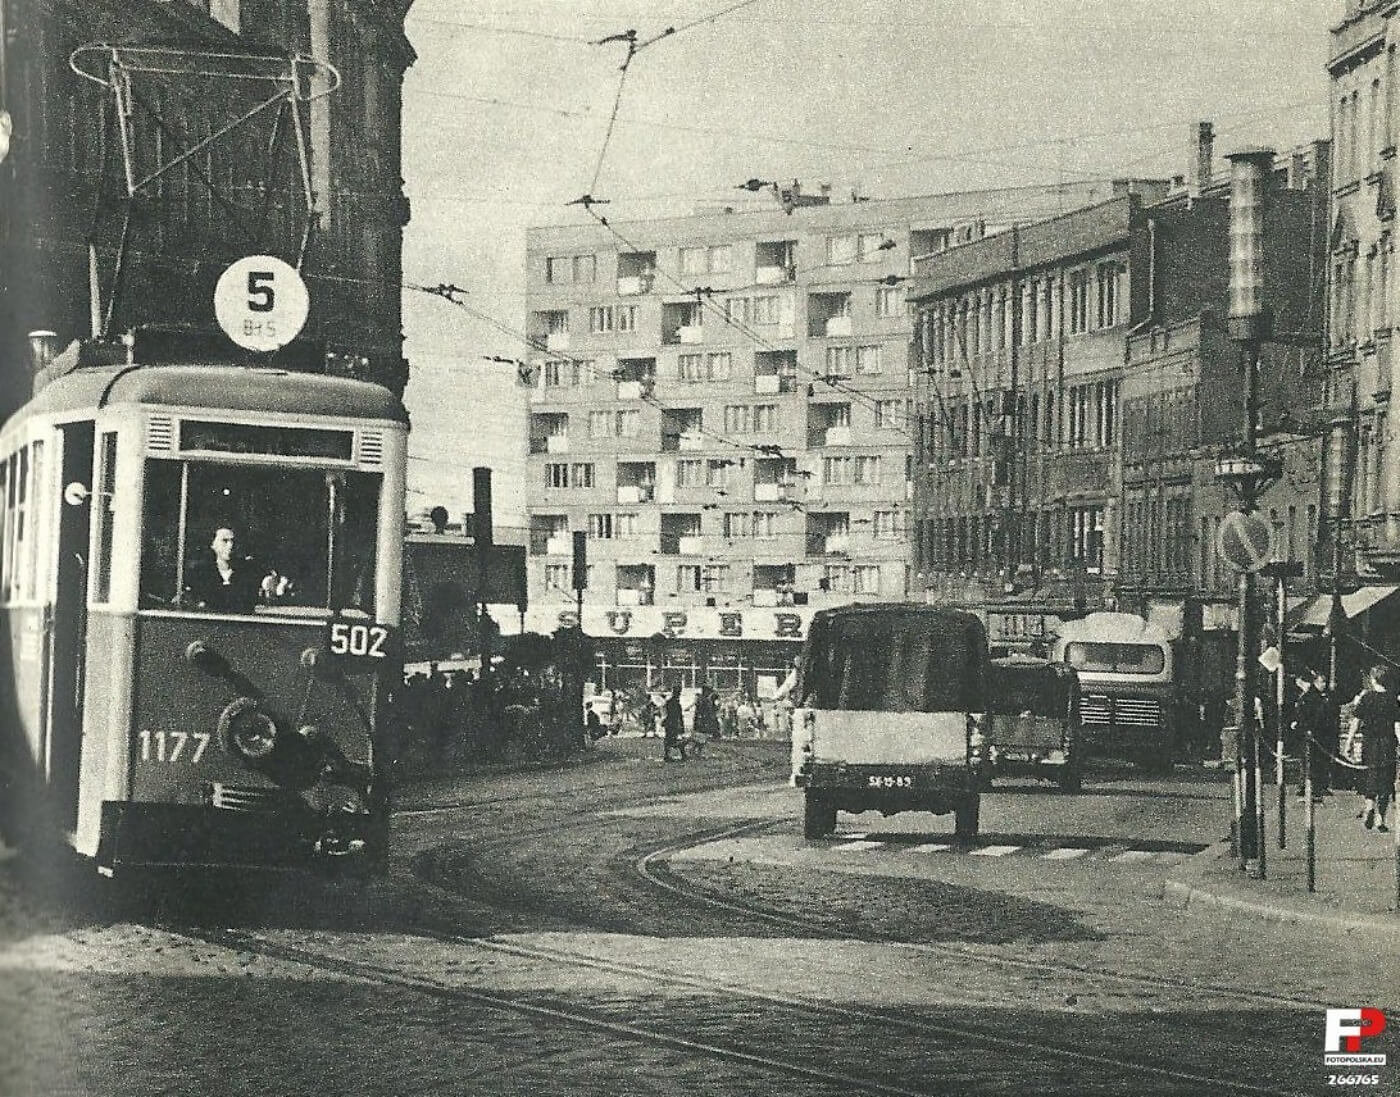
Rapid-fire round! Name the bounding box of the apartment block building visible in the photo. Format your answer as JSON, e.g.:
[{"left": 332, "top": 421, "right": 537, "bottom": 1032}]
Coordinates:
[{"left": 522, "top": 181, "right": 1143, "bottom": 617}]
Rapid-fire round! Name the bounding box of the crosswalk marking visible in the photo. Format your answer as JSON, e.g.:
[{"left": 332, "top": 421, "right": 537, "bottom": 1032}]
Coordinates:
[
  {"left": 832, "top": 839, "right": 884, "bottom": 851},
  {"left": 907, "top": 842, "right": 952, "bottom": 854},
  {"left": 1041, "top": 847, "right": 1090, "bottom": 860},
  {"left": 970, "top": 844, "right": 1021, "bottom": 857},
  {"left": 1108, "top": 849, "right": 1155, "bottom": 863}
]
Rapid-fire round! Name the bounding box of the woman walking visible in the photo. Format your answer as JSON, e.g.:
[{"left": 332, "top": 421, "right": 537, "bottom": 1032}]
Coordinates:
[{"left": 1344, "top": 664, "right": 1400, "bottom": 832}]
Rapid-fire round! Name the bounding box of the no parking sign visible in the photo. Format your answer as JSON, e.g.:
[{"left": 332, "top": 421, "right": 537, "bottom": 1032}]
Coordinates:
[{"left": 1216, "top": 510, "right": 1274, "bottom": 573}]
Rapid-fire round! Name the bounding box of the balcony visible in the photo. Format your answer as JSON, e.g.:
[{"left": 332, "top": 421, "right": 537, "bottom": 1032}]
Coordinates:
[
  {"left": 677, "top": 535, "right": 704, "bottom": 555},
  {"left": 677, "top": 325, "right": 704, "bottom": 345},
  {"left": 544, "top": 535, "right": 571, "bottom": 556},
  {"left": 751, "top": 588, "right": 780, "bottom": 607},
  {"left": 545, "top": 434, "right": 568, "bottom": 454},
  {"left": 617, "top": 380, "right": 643, "bottom": 399},
  {"left": 754, "top": 483, "right": 783, "bottom": 502},
  {"left": 545, "top": 331, "right": 570, "bottom": 351},
  {"left": 824, "top": 426, "right": 853, "bottom": 447},
  {"left": 617, "top": 484, "right": 654, "bottom": 504},
  {"left": 754, "top": 374, "right": 781, "bottom": 395},
  {"left": 678, "top": 431, "right": 705, "bottom": 451},
  {"left": 756, "top": 264, "right": 795, "bottom": 286},
  {"left": 824, "top": 316, "right": 852, "bottom": 337},
  {"left": 617, "top": 274, "right": 654, "bottom": 296},
  {"left": 617, "top": 587, "right": 654, "bottom": 606},
  {"left": 807, "top": 533, "right": 849, "bottom": 555}
]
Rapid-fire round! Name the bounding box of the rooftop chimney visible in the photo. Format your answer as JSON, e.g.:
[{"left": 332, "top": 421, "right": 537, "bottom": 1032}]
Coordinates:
[{"left": 1187, "top": 121, "right": 1214, "bottom": 196}]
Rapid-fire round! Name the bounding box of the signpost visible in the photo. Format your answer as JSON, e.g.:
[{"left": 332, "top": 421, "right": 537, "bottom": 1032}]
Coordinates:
[{"left": 214, "top": 255, "right": 310, "bottom": 352}]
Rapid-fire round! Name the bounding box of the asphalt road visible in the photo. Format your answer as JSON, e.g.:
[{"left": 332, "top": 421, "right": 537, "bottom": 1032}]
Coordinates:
[{"left": 0, "top": 738, "right": 1395, "bottom": 1097}]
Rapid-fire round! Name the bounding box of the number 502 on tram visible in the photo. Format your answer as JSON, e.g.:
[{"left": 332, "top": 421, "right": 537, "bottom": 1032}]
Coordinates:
[{"left": 0, "top": 336, "right": 407, "bottom": 877}]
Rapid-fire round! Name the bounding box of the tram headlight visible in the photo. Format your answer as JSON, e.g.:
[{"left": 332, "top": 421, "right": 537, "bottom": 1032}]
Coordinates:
[{"left": 218, "top": 697, "right": 279, "bottom": 762}]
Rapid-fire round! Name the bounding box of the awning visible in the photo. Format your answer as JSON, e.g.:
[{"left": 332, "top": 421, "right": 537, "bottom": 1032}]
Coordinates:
[{"left": 1291, "top": 585, "right": 1400, "bottom": 629}]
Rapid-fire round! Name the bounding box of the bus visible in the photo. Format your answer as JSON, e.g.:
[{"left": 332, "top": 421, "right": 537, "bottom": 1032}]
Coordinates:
[
  {"left": 1051, "top": 611, "right": 1175, "bottom": 773},
  {"left": 0, "top": 331, "right": 407, "bottom": 876},
  {"left": 791, "top": 605, "right": 988, "bottom": 839}
]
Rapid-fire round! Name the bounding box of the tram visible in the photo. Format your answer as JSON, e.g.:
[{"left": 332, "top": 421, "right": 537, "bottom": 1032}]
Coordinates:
[{"left": 0, "top": 331, "right": 407, "bottom": 876}]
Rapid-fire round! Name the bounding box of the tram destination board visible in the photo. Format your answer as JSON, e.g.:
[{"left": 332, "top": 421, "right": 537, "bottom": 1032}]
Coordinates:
[{"left": 179, "top": 420, "right": 354, "bottom": 460}]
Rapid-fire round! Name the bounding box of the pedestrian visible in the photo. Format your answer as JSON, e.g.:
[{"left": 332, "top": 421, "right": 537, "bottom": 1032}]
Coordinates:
[
  {"left": 585, "top": 701, "right": 605, "bottom": 744},
  {"left": 695, "top": 685, "right": 721, "bottom": 740},
  {"left": 639, "top": 695, "right": 658, "bottom": 738},
  {"left": 1289, "top": 667, "right": 1333, "bottom": 800},
  {"left": 1343, "top": 664, "right": 1400, "bottom": 832},
  {"left": 662, "top": 685, "right": 686, "bottom": 762}
]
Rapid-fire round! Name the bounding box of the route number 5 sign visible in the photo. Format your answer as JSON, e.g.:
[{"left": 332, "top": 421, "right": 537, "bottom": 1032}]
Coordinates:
[{"left": 214, "top": 255, "right": 310, "bottom": 352}]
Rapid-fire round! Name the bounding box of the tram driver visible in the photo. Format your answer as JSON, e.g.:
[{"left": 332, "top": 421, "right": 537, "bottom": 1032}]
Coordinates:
[{"left": 185, "top": 525, "right": 292, "bottom": 614}]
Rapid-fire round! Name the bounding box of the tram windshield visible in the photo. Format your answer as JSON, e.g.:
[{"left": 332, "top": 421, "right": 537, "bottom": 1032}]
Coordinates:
[{"left": 140, "top": 459, "right": 381, "bottom": 616}]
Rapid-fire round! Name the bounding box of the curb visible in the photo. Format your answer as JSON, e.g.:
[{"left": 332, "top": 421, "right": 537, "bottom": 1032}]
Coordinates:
[{"left": 1164, "top": 839, "right": 1400, "bottom": 943}]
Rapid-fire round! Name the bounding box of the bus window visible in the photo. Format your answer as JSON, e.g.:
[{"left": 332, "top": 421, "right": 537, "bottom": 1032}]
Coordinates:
[
  {"left": 140, "top": 458, "right": 381, "bottom": 616},
  {"left": 1064, "top": 642, "right": 1165, "bottom": 675}
]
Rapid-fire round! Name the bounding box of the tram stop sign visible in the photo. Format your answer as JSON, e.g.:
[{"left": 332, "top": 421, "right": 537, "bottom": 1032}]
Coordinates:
[
  {"left": 214, "top": 255, "right": 310, "bottom": 352},
  {"left": 1216, "top": 509, "right": 1274, "bottom": 573}
]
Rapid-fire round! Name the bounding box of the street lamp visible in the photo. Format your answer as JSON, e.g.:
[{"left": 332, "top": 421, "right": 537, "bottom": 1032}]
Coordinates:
[{"left": 1221, "top": 147, "right": 1276, "bottom": 878}]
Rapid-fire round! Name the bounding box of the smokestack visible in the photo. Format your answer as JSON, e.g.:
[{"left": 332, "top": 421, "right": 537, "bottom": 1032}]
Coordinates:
[
  {"left": 472, "top": 467, "right": 494, "bottom": 546},
  {"left": 1187, "top": 122, "right": 1214, "bottom": 196}
]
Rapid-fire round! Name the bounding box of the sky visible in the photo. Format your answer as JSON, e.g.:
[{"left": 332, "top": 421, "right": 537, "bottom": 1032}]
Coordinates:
[{"left": 397, "top": 0, "right": 1338, "bottom": 534}]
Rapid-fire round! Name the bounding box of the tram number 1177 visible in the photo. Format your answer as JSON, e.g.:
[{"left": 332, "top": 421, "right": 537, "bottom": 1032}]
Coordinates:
[{"left": 138, "top": 730, "right": 211, "bottom": 764}]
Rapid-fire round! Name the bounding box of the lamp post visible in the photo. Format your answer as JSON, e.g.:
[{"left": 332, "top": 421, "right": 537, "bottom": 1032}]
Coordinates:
[{"left": 1219, "top": 148, "right": 1277, "bottom": 879}]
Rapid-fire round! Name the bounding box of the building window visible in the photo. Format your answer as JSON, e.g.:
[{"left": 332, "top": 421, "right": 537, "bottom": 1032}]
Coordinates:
[
  {"left": 544, "top": 563, "right": 571, "bottom": 591},
  {"left": 573, "top": 255, "right": 596, "bottom": 283},
  {"left": 724, "top": 512, "right": 751, "bottom": 538},
  {"left": 822, "top": 564, "right": 851, "bottom": 592},
  {"left": 589, "top": 513, "right": 615, "bottom": 539},
  {"left": 1096, "top": 262, "right": 1121, "bottom": 328},
  {"left": 753, "top": 511, "right": 777, "bottom": 538},
  {"left": 546, "top": 256, "right": 593, "bottom": 284},
  {"left": 617, "top": 513, "right": 639, "bottom": 539},
  {"left": 678, "top": 353, "right": 705, "bottom": 382},
  {"left": 706, "top": 459, "right": 732, "bottom": 488},
  {"left": 676, "top": 459, "right": 705, "bottom": 487},
  {"left": 826, "top": 234, "right": 858, "bottom": 265},
  {"left": 825, "top": 345, "right": 854, "bottom": 377},
  {"left": 1067, "top": 380, "right": 1117, "bottom": 448},
  {"left": 853, "top": 564, "right": 881, "bottom": 594},
  {"left": 873, "top": 510, "right": 903, "bottom": 539},
  {"left": 543, "top": 358, "right": 582, "bottom": 387},
  {"left": 876, "top": 286, "right": 904, "bottom": 318},
  {"left": 1068, "top": 269, "right": 1090, "bottom": 334},
  {"left": 588, "top": 410, "right": 638, "bottom": 437},
  {"left": 706, "top": 352, "right": 732, "bottom": 381},
  {"left": 572, "top": 463, "right": 595, "bottom": 488},
  {"left": 822, "top": 455, "right": 881, "bottom": 485},
  {"left": 617, "top": 304, "right": 637, "bottom": 332},
  {"left": 855, "top": 344, "right": 883, "bottom": 374},
  {"left": 680, "top": 244, "right": 731, "bottom": 274},
  {"left": 541, "top": 310, "right": 569, "bottom": 334},
  {"left": 724, "top": 404, "right": 778, "bottom": 433},
  {"left": 589, "top": 306, "right": 615, "bottom": 333},
  {"left": 678, "top": 564, "right": 729, "bottom": 592},
  {"left": 544, "top": 463, "right": 569, "bottom": 488},
  {"left": 1069, "top": 505, "right": 1105, "bottom": 569},
  {"left": 876, "top": 400, "right": 908, "bottom": 430}
]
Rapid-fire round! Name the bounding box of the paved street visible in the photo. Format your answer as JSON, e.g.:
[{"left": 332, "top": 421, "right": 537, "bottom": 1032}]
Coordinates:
[{"left": 1, "top": 739, "right": 1396, "bottom": 1096}]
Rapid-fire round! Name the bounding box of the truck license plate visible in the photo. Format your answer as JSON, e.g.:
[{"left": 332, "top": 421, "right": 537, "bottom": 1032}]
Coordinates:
[{"left": 866, "top": 774, "right": 914, "bottom": 789}]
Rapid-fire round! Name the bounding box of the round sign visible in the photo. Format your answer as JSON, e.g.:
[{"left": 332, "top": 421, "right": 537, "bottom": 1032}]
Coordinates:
[
  {"left": 214, "top": 255, "right": 309, "bottom": 352},
  {"left": 1216, "top": 509, "right": 1274, "bottom": 573}
]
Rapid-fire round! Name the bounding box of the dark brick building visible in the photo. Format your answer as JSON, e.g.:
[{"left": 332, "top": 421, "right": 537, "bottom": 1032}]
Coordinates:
[{"left": 0, "top": 0, "right": 415, "bottom": 417}]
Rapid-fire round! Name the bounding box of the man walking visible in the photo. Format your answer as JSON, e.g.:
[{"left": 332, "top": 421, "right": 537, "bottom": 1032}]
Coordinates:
[
  {"left": 1289, "top": 667, "right": 1332, "bottom": 800},
  {"left": 662, "top": 686, "right": 686, "bottom": 762}
]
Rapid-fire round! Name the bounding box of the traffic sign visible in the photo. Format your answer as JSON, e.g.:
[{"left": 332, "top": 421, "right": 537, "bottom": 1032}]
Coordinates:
[
  {"left": 214, "top": 255, "right": 309, "bottom": 352},
  {"left": 1217, "top": 510, "right": 1274, "bottom": 573}
]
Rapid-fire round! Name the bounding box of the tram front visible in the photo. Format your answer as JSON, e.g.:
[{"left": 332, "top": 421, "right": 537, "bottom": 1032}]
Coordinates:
[{"left": 80, "top": 367, "right": 407, "bottom": 875}]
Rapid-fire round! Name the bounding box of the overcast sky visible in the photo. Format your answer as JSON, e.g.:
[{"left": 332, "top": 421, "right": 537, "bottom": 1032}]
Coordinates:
[{"left": 397, "top": 0, "right": 1336, "bottom": 529}]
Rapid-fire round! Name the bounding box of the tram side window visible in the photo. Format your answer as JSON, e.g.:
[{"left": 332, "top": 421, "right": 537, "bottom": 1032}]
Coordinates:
[
  {"left": 140, "top": 459, "right": 380, "bottom": 615},
  {"left": 6, "top": 448, "right": 28, "bottom": 602},
  {"left": 93, "top": 433, "right": 118, "bottom": 603},
  {"left": 25, "top": 440, "right": 43, "bottom": 600},
  {"left": 0, "top": 457, "right": 8, "bottom": 600}
]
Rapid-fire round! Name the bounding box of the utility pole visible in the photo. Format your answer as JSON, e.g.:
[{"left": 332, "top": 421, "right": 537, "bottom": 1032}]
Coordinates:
[{"left": 1002, "top": 224, "right": 1021, "bottom": 585}]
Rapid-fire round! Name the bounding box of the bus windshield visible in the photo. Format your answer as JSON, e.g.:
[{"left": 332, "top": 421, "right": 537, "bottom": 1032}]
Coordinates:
[
  {"left": 140, "top": 459, "right": 381, "bottom": 616},
  {"left": 1064, "top": 642, "right": 1164, "bottom": 675},
  {"left": 801, "top": 611, "right": 984, "bottom": 713}
]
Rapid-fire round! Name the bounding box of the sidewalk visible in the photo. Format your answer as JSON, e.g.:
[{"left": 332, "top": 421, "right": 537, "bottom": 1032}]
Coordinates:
[{"left": 1165, "top": 786, "right": 1400, "bottom": 940}]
